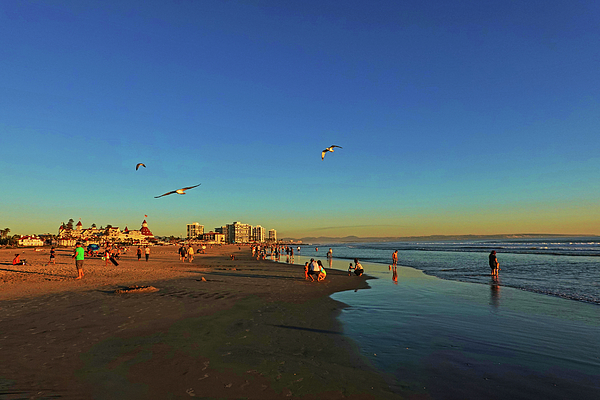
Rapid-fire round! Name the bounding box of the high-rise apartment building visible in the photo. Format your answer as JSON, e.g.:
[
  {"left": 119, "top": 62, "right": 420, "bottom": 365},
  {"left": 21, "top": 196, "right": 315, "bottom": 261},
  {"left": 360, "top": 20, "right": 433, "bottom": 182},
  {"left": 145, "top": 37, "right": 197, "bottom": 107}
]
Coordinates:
[
  {"left": 268, "top": 229, "right": 277, "bottom": 242},
  {"left": 186, "top": 223, "right": 204, "bottom": 239},
  {"left": 226, "top": 222, "right": 251, "bottom": 244},
  {"left": 251, "top": 225, "right": 265, "bottom": 242}
]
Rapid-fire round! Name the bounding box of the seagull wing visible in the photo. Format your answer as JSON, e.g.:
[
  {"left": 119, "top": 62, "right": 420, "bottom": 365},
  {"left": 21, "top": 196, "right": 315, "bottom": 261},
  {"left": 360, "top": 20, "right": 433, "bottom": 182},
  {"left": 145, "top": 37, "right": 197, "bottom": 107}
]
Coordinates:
[
  {"left": 182, "top": 184, "right": 201, "bottom": 191},
  {"left": 136, "top": 163, "right": 146, "bottom": 170},
  {"left": 331, "top": 145, "right": 342, "bottom": 149},
  {"left": 321, "top": 150, "right": 327, "bottom": 160},
  {"left": 155, "top": 190, "right": 177, "bottom": 198}
]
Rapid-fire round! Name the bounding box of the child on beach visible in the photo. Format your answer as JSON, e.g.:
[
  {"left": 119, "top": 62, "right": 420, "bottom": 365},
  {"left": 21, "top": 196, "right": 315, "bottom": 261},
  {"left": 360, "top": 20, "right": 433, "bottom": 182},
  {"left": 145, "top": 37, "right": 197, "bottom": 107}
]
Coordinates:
[
  {"left": 317, "top": 260, "right": 327, "bottom": 281},
  {"left": 348, "top": 262, "right": 354, "bottom": 276},
  {"left": 304, "top": 262, "right": 309, "bottom": 280}
]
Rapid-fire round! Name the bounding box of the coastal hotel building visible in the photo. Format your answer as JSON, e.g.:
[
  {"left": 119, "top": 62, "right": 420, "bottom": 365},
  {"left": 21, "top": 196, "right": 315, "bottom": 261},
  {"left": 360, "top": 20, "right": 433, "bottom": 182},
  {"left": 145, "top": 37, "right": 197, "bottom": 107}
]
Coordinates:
[
  {"left": 56, "top": 219, "right": 155, "bottom": 247},
  {"left": 47, "top": 220, "right": 278, "bottom": 247}
]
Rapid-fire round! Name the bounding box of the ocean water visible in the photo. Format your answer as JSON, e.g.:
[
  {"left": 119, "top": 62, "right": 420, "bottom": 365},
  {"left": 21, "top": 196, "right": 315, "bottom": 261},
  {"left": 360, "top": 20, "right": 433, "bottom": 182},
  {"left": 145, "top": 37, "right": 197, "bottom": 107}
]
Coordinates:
[
  {"left": 300, "top": 237, "right": 600, "bottom": 304},
  {"left": 292, "top": 239, "right": 600, "bottom": 399}
]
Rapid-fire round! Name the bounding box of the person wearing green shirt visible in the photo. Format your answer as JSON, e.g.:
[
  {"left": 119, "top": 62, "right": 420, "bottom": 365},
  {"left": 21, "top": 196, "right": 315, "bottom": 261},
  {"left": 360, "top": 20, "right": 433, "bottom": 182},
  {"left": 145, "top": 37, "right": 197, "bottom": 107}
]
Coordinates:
[{"left": 73, "top": 242, "right": 85, "bottom": 279}]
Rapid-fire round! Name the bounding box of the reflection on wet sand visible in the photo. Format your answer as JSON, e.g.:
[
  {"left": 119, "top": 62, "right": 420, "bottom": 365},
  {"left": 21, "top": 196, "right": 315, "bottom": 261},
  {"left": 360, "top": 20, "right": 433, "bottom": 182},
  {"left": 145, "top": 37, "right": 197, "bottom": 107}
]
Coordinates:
[{"left": 490, "top": 278, "right": 501, "bottom": 308}]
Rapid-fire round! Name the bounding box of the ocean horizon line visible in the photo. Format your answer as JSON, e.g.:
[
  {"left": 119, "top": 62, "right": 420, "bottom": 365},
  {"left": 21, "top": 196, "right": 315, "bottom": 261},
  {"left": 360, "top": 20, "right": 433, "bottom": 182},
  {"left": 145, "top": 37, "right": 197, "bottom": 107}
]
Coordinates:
[{"left": 285, "top": 233, "right": 600, "bottom": 244}]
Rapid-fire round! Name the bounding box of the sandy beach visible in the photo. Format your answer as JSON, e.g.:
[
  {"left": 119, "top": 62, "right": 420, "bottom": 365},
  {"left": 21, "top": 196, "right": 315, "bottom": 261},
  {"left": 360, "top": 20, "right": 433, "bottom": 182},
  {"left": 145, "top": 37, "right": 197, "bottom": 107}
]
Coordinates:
[{"left": 0, "top": 245, "right": 400, "bottom": 399}]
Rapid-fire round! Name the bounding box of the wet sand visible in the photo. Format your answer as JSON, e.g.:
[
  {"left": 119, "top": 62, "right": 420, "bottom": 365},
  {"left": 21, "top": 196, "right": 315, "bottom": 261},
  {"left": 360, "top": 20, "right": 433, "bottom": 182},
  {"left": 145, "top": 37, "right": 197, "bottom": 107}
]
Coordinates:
[{"left": 0, "top": 245, "right": 400, "bottom": 399}]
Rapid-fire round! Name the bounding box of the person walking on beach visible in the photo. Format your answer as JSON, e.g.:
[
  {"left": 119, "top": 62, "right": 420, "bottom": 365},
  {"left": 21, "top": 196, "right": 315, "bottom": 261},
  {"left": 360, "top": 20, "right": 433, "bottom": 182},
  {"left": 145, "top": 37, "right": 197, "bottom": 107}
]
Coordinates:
[
  {"left": 104, "top": 247, "right": 111, "bottom": 267},
  {"left": 179, "top": 245, "right": 187, "bottom": 262},
  {"left": 73, "top": 242, "right": 84, "bottom": 279},
  {"left": 137, "top": 246, "right": 142, "bottom": 261},
  {"left": 145, "top": 246, "right": 150, "bottom": 261},
  {"left": 392, "top": 250, "right": 398, "bottom": 267},
  {"left": 187, "top": 245, "right": 194, "bottom": 262},
  {"left": 489, "top": 250, "right": 499, "bottom": 277},
  {"left": 47, "top": 247, "right": 56, "bottom": 266}
]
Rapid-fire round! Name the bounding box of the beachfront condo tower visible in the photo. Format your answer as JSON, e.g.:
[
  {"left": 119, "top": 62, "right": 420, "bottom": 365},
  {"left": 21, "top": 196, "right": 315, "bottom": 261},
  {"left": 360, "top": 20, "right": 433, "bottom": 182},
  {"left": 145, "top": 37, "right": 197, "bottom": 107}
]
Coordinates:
[
  {"left": 252, "top": 225, "right": 265, "bottom": 243},
  {"left": 186, "top": 223, "right": 204, "bottom": 239}
]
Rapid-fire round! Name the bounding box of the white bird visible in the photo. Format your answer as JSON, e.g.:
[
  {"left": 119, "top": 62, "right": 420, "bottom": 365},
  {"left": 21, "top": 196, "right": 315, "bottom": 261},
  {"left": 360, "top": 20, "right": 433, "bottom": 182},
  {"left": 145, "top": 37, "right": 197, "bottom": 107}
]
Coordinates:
[
  {"left": 155, "top": 184, "right": 201, "bottom": 198},
  {"left": 321, "top": 145, "right": 342, "bottom": 160},
  {"left": 136, "top": 163, "right": 146, "bottom": 170}
]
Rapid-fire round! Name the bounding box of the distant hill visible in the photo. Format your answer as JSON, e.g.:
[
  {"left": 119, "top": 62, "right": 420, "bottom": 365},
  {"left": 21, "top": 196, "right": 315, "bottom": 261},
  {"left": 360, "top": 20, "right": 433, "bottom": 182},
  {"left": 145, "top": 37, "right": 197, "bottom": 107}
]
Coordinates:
[{"left": 281, "top": 233, "right": 598, "bottom": 244}]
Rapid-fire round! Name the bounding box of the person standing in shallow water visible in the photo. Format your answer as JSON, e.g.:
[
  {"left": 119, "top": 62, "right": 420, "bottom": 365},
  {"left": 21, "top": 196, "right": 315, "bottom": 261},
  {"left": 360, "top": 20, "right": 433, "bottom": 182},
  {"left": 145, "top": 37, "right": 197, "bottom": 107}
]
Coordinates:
[
  {"left": 73, "top": 242, "right": 84, "bottom": 279},
  {"left": 392, "top": 250, "right": 398, "bottom": 267},
  {"left": 489, "top": 250, "right": 499, "bottom": 277}
]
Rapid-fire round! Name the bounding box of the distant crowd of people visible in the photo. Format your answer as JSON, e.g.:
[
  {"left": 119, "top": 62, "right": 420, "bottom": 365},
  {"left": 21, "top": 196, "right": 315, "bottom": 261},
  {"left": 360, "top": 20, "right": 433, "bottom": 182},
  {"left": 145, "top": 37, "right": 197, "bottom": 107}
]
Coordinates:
[{"left": 10, "top": 242, "right": 503, "bottom": 285}]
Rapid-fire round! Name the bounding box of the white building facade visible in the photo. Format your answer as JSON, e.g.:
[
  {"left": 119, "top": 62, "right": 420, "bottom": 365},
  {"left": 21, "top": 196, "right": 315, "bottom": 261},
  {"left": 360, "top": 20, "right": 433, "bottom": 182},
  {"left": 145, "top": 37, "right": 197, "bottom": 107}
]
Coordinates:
[
  {"left": 268, "top": 229, "right": 277, "bottom": 242},
  {"left": 251, "top": 225, "right": 265, "bottom": 242},
  {"left": 187, "top": 223, "right": 204, "bottom": 239}
]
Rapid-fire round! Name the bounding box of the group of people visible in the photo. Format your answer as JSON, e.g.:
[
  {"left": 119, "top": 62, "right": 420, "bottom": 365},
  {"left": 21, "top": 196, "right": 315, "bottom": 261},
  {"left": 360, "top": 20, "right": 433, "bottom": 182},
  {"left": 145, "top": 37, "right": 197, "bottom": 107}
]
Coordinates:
[
  {"left": 347, "top": 259, "right": 364, "bottom": 276},
  {"left": 305, "top": 258, "right": 327, "bottom": 281},
  {"left": 388, "top": 249, "right": 502, "bottom": 281},
  {"left": 70, "top": 242, "right": 153, "bottom": 279},
  {"left": 178, "top": 244, "right": 195, "bottom": 262}
]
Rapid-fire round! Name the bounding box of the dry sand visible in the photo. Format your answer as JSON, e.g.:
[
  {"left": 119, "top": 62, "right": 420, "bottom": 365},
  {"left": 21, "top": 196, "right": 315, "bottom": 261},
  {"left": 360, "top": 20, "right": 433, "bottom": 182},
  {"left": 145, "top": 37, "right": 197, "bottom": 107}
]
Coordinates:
[{"left": 0, "top": 245, "right": 401, "bottom": 399}]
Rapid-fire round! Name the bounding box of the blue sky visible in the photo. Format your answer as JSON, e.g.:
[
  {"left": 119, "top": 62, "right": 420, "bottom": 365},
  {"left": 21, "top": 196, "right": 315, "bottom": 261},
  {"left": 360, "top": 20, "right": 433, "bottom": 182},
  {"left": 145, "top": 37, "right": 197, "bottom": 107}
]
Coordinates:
[{"left": 1, "top": 0, "right": 599, "bottom": 238}]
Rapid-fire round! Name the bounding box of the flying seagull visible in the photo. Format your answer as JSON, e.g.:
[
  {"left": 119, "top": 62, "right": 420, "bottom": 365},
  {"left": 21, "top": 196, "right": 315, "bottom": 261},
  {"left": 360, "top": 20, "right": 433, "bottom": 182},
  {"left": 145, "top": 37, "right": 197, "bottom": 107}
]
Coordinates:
[
  {"left": 321, "top": 145, "right": 342, "bottom": 160},
  {"left": 154, "top": 184, "right": 201, "bottom": 198},
  {"left": 136, "top": 163, "right": 146, "bottom": 170}
]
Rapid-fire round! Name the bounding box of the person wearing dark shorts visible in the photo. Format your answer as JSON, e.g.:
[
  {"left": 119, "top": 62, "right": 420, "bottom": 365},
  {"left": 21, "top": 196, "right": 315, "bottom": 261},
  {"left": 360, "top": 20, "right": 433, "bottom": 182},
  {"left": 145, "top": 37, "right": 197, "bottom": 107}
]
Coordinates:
[
  {"left": 145, "top": 246, "right": 150, "bottom": 261},
  {"left": 489, "top": 250, "right": 499, "bottom": 277},
  {"left": 47, "top": 247, "right": 56, "bottom": 266},
  {"left": 73, "top": 242, "right": 84, "bottom": 279},
  {"left": 354, "top": 259, "right": 364, "bottom": 276}
]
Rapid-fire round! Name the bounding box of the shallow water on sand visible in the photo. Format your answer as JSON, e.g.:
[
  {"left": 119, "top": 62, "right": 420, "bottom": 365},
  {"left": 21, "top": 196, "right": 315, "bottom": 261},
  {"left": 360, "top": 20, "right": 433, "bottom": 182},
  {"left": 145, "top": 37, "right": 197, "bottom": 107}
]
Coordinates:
[
  {"left": 289, "top": 254, "right": 600, "bottom": 400},
  {"left": 299, "top": 239, "right": 600, "bottom": 304}
]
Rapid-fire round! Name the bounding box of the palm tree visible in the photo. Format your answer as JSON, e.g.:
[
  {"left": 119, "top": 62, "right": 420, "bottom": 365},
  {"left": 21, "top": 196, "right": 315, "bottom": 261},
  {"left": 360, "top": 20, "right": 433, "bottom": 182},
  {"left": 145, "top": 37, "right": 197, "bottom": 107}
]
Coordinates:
[{"left": 1, "top": 228, "right": 10, "bottom": 238}]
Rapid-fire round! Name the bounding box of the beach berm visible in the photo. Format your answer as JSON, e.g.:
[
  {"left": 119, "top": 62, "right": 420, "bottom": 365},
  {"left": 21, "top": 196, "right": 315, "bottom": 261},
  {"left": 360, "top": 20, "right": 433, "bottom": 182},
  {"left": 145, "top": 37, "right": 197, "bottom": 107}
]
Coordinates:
[{"left": 0, "top": 245, "right": 400, "bottom": 399}]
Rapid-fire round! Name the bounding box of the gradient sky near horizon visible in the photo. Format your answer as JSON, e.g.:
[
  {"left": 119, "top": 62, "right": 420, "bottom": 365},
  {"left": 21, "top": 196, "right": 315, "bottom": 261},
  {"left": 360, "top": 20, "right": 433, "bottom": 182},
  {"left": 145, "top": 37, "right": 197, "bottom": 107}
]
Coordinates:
[{"left": 1, "top": 0, "right": 599, "bottom": 238}]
